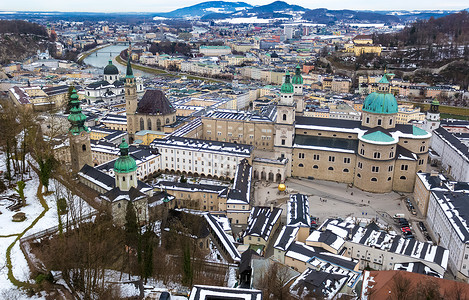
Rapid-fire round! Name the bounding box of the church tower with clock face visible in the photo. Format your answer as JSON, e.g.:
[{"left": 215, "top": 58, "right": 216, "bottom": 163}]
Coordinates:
[{"left": 68, "top": 88, "right": 92, "bottom": 173}]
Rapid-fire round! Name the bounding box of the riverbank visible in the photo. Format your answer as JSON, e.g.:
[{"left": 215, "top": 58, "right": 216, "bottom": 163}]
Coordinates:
[
  {"left": 77, "top": 43, "right": 112, "bottom": 64},
  {"left": 115, "top": 55, "right": 227, "bottom": 83}
]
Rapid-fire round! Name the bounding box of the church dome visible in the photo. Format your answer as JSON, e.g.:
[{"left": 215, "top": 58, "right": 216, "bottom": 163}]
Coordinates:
[
  {"left": 281, "top": 71, "right": 294, "bottom": 94},
  {"left": 104, "top": 60, "right": 119, "bottom": 75},
  {"left": 362, "top": 92, "right": 398, "bottom": 114},
  {"left": 114, "top": 139, "right": 137, "bottom": 174},
  {"left": 291, "top": 65, "right": 303, "bottom": 85}
]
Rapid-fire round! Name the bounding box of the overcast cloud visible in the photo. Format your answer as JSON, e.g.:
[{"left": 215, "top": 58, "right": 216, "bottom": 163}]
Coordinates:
[{"left": 2, "top": 0, "right": 468, "bottom": 13}]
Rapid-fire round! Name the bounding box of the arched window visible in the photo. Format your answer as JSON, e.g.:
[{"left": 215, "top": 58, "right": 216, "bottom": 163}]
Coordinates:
[
  {"left": 82, "top": 144, "right": 86, "bottom": 151},
  {"left": 157, "top": 119, "right": 161, "bottom": 130},
  {"left": 140, "top": 117, "right": 144, "bottom": 130},
  {"left": 377, "top": 119, "right": 382, "bottom": 126},
  {"left": 371, "top": 177, "right": 377, "bottom": 182},
  {"left": 328, "top": 167, "right": 334, "bottom": 171},
  {"left": 388, "top": 177, "right": 392, "bottom": 181},
  {"left": 343, "top": 168, "right": 349, "bottom": 173},
  {"left": 366, "top": 117, "right": 370, "bottom": 123},
  {"left": 313, "top": 165, "right": 319, "bottom": 169},
  {"left": 283, "top": 114, "right": 287, "bottom": 121},
  {"left": 147, "top": 119, "right": 152, "bottom": 130},
  {"left": 298, "top": 163, "right": 304, "bottom": 167},
  {"left": 400, "top": 176, "right": 407, "bottom": 180},
  {"left": 357, "top": 173, "right": 361, "bottom": 178},
  {"left": 166, "top": 118, "right": 170, "bottom": 124}
]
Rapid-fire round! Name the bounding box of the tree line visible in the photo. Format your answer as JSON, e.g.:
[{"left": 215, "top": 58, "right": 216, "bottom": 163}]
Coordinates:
[{"left": 0, "top": 20, "right": 48, "bottom": 36}]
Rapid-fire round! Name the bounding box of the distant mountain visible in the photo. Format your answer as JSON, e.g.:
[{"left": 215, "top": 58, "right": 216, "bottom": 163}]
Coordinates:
[
  {"left": 303, "top": 9, "right": 400, "bottom": 23},
  {"left": 158, "top": 1, "right": 253, "bottom": 18},
  {"left": 156, "top": 1, "right": 463, "bottom": 23}
]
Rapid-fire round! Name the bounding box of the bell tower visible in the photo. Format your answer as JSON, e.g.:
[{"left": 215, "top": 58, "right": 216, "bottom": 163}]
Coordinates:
[
  {"left": 114, "top": 138, "right": 138, "bottom": 191},
  {"left": 68, "top": 88, "right": 92, "bottom": 173},
  {"left": 125, "top": 45, "right": 138, "bottom": 140},
  {"left": 292, "top": 64, "right": 304, "bottom": 115},
  {"left": 274, "top": 71, "right": 296, "bottom": 176}
]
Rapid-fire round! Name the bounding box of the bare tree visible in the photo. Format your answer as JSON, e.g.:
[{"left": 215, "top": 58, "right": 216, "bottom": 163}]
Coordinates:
[{"left": 388, "top": 272, "right": 412, "bottom": 300}]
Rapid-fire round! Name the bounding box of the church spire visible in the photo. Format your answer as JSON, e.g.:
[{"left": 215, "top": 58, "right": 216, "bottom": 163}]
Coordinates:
[
  {"left": 67, "top": 89, "right": 88, "bottom": 135},
  {"left": 126, "top": 42, "right": 134, "bottom": 78}
]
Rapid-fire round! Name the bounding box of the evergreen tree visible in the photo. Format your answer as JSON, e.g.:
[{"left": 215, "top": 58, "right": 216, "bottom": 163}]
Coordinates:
[
  {"left": 38, "top": 156, "right": 55, "bottom": 193},
  {"left": 182, "top": 242, "right": 193, "bottom": 287},
  {"left": 125, "top": 201, "right": 139, "bottom": 278},
  {"left": 14, "top": 180, "right": 26, "bottom": 206}
]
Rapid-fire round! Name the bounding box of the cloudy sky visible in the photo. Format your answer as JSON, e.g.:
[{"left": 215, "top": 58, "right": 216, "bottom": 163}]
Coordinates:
[{"left": 2, "top": 0, "right": 468, "bottom": 12}]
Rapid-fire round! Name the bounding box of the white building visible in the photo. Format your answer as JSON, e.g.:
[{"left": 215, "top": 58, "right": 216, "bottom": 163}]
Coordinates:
[
  {"left": 426, "top": 191, "right": 469, "bottom": 281},
  {"left": 150, "top": 137, "right": 253, "bottom": 179},
  {"left": 431, "top": 120, "right": 469, "bottom": 182}
]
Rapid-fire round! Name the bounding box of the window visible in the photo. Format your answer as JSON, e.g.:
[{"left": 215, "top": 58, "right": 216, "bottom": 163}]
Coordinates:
[
  {"left": 420, "top": 146, "right": 425, "bottom": 152},
  {"left": 388, "top": 165, "right": 393, "bottom": 172},
  {"left": 388, "top": 177, "right": 392, "bottom": 181},
  {"left": 389, "top": 119, "right": 393, "bottom": 125},
  {"left": 372, "top": 166, "right": 379, "bottom": 173},
  {"left": 401, "top": 165, "right": 408, "bottom": 171},
  {"left": 366, "top": 117, "right": 370, "bottom": 124},
  {"left": 281, "top": 139, "right": 286, "bottom": 145},
  {"left": 357, "top": 173, "right": 361, "bottom": 178},
  {"left": 313, "top": 165, "right": 319, "bottom": 169},
  {"left": 371, "top": 178, "right": 377, "bottom": 182},
  {"left": 82, "top": 144, "right": 87, "bottom": 151},
  {"left": 400, "top": 176, "right": 407, "bottom": 180},
  {"left": 389, "top": 152, "right": 394, "bottom": 158},
  {"left": 344, "top": 157, "right": 351, "bottom": 164},
  {"left": 282, "top": 114, "right": 287, "bottom": 121},
  {"left": 418, "top": 159, "right": 425, "bottom": 165},
  {"left": 298, "top": 153, "right": 305, "bottom": 159},
  {"left": 377, "top": 119, "right": 382, "bottom": 126},
  {"left": 343, "top": 168, "right": 349, "bottom": 173},
  {"left": 328, "top": 156, "right": 335, "bottom": 162},
  {"left": 373, "top": 152, "right": 381, "bottom": 159},
  {"left": 358, "top": 162, "right": 363, "bottom": 169},
  {"left": 328, "top": 167, "right": 334, "bottom": 171},
  {"left": 122, "top": 176, "right": 125, "bottom": 182},
  {"left": 298, "top": 163, "right": 304, "bottom": 167},
  {"left": 360, "top": 149, "right": 365, "bottom": 155},
  {"left": 313, "top": 154, "right": 320, "bottom": 160}
]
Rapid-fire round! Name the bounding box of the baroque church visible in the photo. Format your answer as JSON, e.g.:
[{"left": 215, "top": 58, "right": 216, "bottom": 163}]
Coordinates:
[
  {"left": 123, "top": 56, "right": 177, "bottom": 142},
  {"left": 84, "top": 59, "right": 143, "bottom": 104}
]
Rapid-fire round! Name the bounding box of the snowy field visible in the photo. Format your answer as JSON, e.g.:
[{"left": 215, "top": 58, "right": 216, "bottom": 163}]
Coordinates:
[{"left": 0, "top": 153, "right": 94, "bottom": 299}]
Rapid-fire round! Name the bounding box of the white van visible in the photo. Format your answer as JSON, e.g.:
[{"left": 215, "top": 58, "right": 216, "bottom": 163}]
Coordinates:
[{"left": 393, "top": 213, "right": 405, "bottom": 219}]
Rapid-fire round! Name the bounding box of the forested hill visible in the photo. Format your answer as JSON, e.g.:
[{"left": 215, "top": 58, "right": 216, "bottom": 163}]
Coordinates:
[
  {"left": 0, "top": 20, "right": 50, "bottom": 65},
  {"left": 0, "top": 20, "right": 48, "bottom": 36},
  {"left": 374, "top": 11, "right": 469, "bottom": 47}
]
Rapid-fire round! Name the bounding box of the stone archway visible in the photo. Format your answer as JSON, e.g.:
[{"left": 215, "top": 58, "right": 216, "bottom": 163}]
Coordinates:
[
  {"left": 276, "top": 173, "right": 282, "bottom": 183},
  {"left": 254, "top": 170, "right": 259, "bottom": 180},
  {"left": 268, "top": 172, "right": 274, "bottom": 182},
  {"left": 261, "top": 171, "right": 266, "bottom": 180}
]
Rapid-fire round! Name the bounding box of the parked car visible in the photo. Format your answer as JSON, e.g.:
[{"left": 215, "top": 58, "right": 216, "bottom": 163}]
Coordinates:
[
  {"left": 159, "top": 292, "right": 171, "bottom": 300},
  {"left": 418, "top": 221, "right": 427, "bottom": 232}
]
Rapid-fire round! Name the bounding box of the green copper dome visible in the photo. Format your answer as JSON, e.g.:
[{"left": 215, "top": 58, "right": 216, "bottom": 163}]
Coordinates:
[
  {"left": 291, "top": 65, "right": 303, "bottom": 85},
  {"left": 104, "top": 60, "right": 119, "bottom": 75},
  {"left": 362, "top": 92, "right": 398, "bottom": 114},
  {"left": 114, "top": 138, "right": 137, "bottom": 174},
  {"left": 281, "top": 71, "right": 294, "bottom": 94},
  {"left": 68, "top": 88, "right": 89, "bottom": 135}
]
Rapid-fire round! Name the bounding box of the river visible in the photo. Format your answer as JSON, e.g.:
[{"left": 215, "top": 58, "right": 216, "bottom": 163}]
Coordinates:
[{"left": 83, "top": 44, "right": 150, "bottom": 77}]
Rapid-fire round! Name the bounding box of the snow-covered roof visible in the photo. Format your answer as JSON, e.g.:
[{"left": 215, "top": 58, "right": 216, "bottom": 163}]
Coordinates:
[
  {"left": 273, "top": 226, "right": 299, "bottom": 251},
  {"left": 205, "top": 213, "right": 241, "bottom": 262},
  {"left": 306, "top": 230, "right": 345, "bottom": 252},
  {"left": 189, "top": 285, "right": 262, "bottom": 300},
  {"left": 244, "top": 206, "right": 282, "bottom": 242},
  {"left": 287, "top": 193, "right": 311, "bottom": 227}
]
